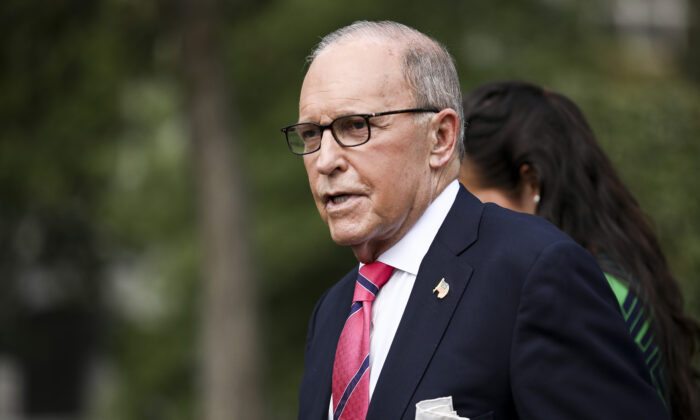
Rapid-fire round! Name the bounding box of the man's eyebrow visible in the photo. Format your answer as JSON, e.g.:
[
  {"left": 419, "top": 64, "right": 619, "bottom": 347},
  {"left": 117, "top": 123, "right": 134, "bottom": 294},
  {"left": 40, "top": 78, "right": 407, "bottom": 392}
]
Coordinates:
[{"left": 298, "top": 109, "right": 370, "bottom": 124}]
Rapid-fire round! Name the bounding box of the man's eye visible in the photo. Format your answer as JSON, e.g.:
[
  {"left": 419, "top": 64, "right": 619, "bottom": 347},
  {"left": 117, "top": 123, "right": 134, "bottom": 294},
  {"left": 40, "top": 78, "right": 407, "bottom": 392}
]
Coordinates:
[
  {"left": 338, "top": 117, "right": 368, "bottom": 133},
  {"left": 300, "top": 127, "right": 320, "bottom": 140},
  {"left": 350, "top": 119, "right": 367, "bottom": 130}
]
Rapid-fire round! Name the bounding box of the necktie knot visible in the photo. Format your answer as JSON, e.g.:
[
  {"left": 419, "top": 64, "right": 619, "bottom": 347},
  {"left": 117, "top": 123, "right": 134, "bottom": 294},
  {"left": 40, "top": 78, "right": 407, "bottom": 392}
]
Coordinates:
[{"left": 354, "top": 261, "right": 394, "bottom": 303}]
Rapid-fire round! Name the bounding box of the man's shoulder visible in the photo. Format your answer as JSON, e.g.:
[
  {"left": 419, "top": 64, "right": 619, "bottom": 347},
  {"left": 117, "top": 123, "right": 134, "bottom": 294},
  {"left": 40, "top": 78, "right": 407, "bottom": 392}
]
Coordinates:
[
  {"left": 479, "top": 202, "right": 572, "bottom": 246},
  {"left": 455, "top": 202, "right": 588, "bottom": 274},
  {"left": 440, "top": 186, "right": 574, "bottom": 257}
]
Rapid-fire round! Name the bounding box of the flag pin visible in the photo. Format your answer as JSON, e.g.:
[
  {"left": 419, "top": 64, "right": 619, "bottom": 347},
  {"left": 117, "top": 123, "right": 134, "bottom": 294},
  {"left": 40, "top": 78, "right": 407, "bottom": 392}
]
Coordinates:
[{"left": 432, "top": 278, "right": 449, "bottom": 299}]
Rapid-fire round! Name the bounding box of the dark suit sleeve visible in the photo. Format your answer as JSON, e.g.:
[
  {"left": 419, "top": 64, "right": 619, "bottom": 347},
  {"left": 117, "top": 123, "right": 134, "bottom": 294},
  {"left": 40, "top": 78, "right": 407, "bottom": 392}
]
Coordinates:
[{"left": 509, "top": 240, "right": 669, "bottom": 420}]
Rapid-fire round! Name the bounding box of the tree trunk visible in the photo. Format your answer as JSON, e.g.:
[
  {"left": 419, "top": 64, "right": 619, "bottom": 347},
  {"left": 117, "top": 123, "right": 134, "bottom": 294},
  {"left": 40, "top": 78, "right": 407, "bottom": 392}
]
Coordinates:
[{"left": 179, "top": 1, "right": 261, "bottom": 419}]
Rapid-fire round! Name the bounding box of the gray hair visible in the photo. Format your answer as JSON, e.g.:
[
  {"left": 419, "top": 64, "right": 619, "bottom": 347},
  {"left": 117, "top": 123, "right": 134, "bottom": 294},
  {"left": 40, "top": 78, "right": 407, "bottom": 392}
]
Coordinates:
[{"left": 308, "top": 21, "right": 465, "bottom": 158}]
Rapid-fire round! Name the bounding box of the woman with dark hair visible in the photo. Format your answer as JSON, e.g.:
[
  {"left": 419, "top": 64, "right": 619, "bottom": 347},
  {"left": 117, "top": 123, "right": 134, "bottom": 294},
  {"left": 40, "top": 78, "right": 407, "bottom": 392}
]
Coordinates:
[{"left": 459, "top": 80, "right": 700, "bottom": 420}]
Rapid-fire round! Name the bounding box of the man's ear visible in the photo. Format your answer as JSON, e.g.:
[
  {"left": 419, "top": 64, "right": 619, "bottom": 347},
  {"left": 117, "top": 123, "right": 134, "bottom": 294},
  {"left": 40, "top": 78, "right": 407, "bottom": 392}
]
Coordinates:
[{"left": 429, "top": 108, "right": 459, "bottom": 169}]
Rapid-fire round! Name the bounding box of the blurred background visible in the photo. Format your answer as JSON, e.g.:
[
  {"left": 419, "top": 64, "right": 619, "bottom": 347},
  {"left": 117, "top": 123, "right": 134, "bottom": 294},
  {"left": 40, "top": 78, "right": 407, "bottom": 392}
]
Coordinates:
[{"left": 0, "top": 0, "right": 698, "bottom": 419}]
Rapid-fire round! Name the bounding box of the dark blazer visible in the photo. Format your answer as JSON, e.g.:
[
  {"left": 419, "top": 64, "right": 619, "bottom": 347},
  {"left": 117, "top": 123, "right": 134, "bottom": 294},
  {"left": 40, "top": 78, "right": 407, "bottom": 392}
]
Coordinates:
[{"left": 298, "top": 185, "right": 668, "bottom": 420}]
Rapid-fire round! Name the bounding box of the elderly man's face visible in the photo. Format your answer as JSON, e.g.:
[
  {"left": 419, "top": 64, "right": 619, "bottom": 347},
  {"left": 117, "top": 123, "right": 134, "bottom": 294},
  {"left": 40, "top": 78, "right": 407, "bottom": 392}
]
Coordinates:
[{"left": 299, "top": 39, "right": 436, "bottom": 262}]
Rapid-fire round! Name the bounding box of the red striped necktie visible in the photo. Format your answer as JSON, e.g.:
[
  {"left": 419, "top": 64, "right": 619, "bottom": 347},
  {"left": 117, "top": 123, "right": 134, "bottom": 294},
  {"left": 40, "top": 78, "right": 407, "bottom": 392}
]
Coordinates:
[{"left": 332, "top": 261, "right": 394, "bottom": 420}]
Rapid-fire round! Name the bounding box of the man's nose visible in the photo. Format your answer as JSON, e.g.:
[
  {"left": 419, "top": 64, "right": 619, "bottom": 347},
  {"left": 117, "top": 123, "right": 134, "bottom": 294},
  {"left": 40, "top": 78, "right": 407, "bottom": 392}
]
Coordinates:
[{"left": 314, "top": 129, "right": 347, "bottom": 175}]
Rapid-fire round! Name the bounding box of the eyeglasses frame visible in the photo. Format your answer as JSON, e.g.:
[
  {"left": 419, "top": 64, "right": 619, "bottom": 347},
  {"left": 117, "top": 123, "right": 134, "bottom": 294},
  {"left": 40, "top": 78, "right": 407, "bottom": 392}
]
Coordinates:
[{"left": 281, "top": 107, "right": 440, "bottom": 155}]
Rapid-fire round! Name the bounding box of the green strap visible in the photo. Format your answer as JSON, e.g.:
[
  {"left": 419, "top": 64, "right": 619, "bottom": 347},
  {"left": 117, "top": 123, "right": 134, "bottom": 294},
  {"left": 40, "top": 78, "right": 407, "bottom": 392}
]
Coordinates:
[{"left": 604, "top": 272, "right": 667, "bottom": 409}]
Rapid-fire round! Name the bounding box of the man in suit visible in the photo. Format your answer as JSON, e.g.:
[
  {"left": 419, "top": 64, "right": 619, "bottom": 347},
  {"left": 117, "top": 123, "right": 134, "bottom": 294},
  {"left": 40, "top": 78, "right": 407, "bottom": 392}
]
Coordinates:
[{"left": 283, "top": 21, "right": 668, "bottom": 420}]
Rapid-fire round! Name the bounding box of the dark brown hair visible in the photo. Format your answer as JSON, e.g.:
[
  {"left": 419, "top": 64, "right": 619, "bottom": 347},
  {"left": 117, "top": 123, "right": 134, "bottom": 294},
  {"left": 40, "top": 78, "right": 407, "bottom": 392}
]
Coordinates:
[{"left": 462, "top": 80, "right": 700, "bottom": 419}]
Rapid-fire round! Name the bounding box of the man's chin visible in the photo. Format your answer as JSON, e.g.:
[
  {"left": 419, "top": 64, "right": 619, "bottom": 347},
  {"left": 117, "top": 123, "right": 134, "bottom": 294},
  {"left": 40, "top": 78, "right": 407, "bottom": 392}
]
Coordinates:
[
  {"left": 327, "top": 230, "right": 370, "bottom": 261},
  {"left": 328, "top": 231, "right": 361, "bottom": 248}
]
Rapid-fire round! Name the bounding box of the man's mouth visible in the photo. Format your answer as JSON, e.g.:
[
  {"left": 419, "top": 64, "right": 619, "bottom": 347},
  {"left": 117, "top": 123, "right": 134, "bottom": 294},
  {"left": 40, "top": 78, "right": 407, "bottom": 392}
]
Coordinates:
[{"left": 329, "top": 194, "right": 352, "bottom": 205}]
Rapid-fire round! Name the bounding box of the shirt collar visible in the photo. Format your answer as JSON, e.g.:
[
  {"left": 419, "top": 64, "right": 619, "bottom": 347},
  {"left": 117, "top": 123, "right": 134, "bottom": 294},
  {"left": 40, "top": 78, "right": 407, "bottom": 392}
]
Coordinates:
[{"left": 369, "top": 180, "right": 459, "bottom": 275}]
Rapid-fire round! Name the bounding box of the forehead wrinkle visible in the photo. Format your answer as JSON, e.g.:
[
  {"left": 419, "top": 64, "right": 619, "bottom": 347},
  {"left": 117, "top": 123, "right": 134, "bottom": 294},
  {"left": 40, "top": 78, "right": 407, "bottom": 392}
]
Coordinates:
[
  {"left": 299, "top": 39, "right": 411, "bottom": 122},
  {"left": 299, "top": 95, "right": 372, "bottom": 123}
]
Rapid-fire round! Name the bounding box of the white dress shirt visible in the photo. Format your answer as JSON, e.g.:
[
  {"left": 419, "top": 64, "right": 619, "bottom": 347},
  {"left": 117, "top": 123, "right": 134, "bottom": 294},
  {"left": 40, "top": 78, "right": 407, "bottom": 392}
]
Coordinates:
[{"left": 329, "top": 180, "right": 459, "bottom": 419}]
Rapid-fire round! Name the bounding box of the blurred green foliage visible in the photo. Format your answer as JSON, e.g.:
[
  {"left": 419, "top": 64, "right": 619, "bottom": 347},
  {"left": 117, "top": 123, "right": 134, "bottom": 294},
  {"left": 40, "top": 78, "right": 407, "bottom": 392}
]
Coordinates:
[{"left": 1, "top": 0, "right": 698, "bottom": 419}]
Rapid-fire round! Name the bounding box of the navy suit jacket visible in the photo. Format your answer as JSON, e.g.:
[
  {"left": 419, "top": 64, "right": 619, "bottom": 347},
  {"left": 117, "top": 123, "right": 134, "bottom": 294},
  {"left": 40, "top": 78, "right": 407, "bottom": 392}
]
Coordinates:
[{"left": 298, "top": 185, "right": 668, "bottom": 420}]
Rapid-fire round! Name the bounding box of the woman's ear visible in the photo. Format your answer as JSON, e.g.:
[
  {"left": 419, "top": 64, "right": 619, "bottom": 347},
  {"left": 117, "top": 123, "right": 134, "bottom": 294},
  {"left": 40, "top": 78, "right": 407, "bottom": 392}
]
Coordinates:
[{"left": 518, "top": 163, "right": 541, "bottom": 214}]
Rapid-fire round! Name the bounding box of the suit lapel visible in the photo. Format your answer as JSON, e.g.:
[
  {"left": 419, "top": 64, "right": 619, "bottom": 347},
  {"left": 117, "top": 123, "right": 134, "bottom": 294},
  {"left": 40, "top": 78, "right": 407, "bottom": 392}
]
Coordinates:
[
  {"left": 367, "top": 186, "right": 483, "bottom": 419},
  {"left": 308, "top": 269, "right": 357, "bottom": 419}
]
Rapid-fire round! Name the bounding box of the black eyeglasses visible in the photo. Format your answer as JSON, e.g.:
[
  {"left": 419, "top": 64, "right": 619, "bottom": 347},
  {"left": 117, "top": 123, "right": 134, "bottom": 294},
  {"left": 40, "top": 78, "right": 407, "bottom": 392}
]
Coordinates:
[{"left": 281, "top": 107, "right": 440, "bottom": 155}]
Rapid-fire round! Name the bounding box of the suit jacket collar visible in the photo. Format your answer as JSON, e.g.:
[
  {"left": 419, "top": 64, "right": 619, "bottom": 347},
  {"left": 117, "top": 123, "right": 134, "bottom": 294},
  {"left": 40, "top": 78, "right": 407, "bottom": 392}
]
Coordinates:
[{"left": 435, "top": 184, "right": 483, "bottom": 256}]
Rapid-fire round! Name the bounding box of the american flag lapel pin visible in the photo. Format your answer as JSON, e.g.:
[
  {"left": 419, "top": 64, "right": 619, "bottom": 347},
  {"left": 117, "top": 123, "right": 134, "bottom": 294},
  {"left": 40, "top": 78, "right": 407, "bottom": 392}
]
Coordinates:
[{"left": 432, "top": 278, "right": 449, "bottom": 299}]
